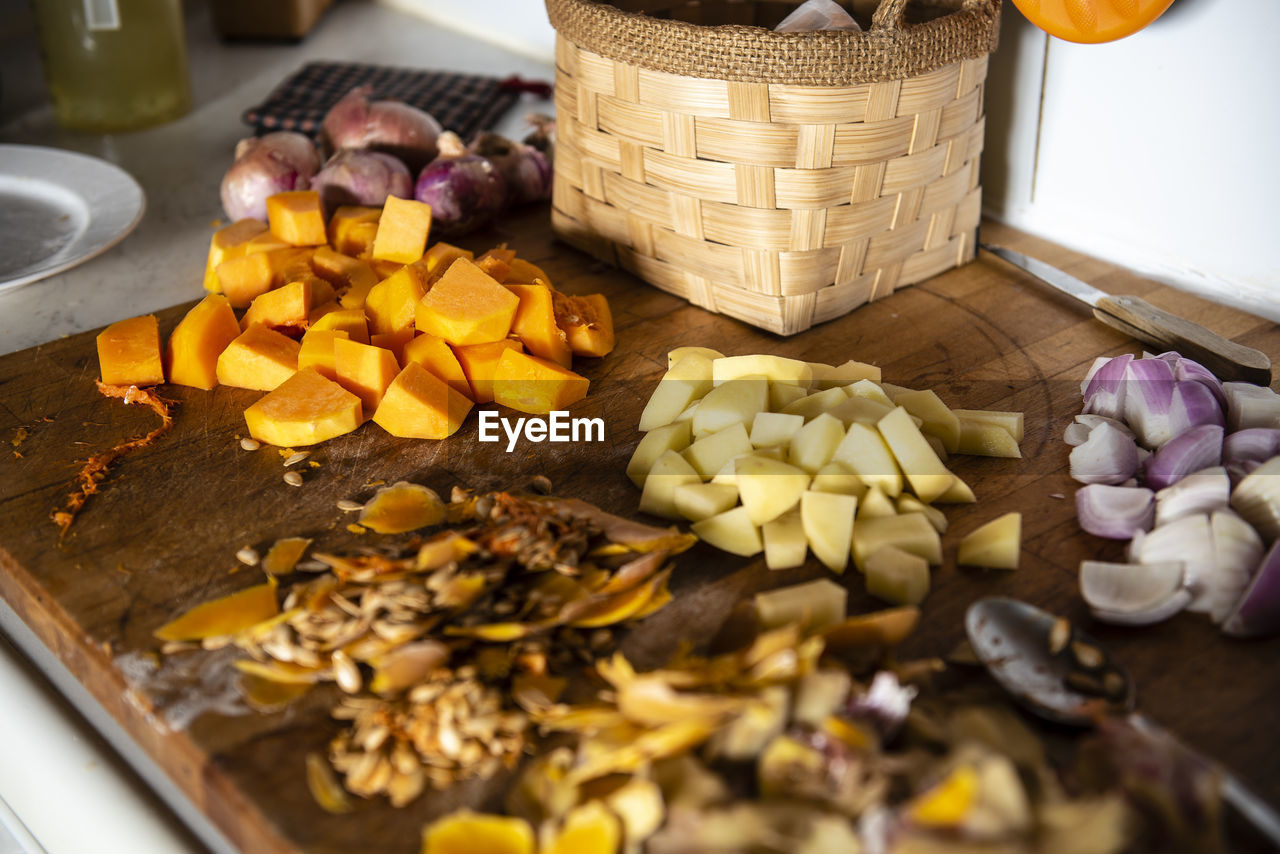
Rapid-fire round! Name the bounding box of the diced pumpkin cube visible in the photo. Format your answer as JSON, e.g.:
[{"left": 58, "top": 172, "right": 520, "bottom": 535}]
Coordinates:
[
  {"left": 402, "top": 333, "right": 473, "bottom": 399},
  {"left": 422, "top": 242, "right": 474, "bottom": 280},
  {"left": 308, "top": 300, "right": 340, "bottom": 324},
  {"left": 452, "top": 339, "right": 522, "bottom": 404},
  {"left": 297, "top": 329, "right": 350, "bottom": 380},
  {"left": 165, "top": 294, "right": 241, "bottom": 390},
  {"left": 244, "top": 369, "right": 363, "bottom": 446},
  {"left": 372, "top": 362, "right": 473, "bottom": 440},
  {"left": 97, "top": 314, "right": 164, "bottom": 386},
  {"left": 475, "top": 246, "right": 515, "bottom": 282},
  {"left": 309, "top": 307, "right": 369, "bottom": 344},
  {"left": 240, "top": 279, "right": 312, "bottom": 336},
  {"left": 369, "top": 258, "right": 404, "bottom": 279},
  {"left": 244, "top": 231, "right": 292, "bottom": 255},
  {"left": 266, "top": 190, "right": 327, "bottom": 246},
  {"left": 370, "top": 327, "right": 414, "bottom": 364},
  {"left": 421, "top": 811, "right": 534, "bottom": 854},
  {"left": 365, "top": 261, "right": 428, "bottom": 337},
  {"left": 310, "top": 246, "right": 379, "bottom": 308},
  {"left": 416, "top": 258, "right": 519, "bottom": 345},
  {"left": 506, "top": 283, "right": 572, "bottom": 368},
  {"left": 327, "top": 205, "right": 381, "bottom": 255},
  {"left": 203, "top": 219, "right": 267, "bottom": 292},
  {"left": 552, "top": 292, "right": 614, "bottom": 357},
  {"left": 371, "top": 195, "right": 432, "bottom": 264},
  {"left": 334, "top": 338, "right": 400, "bottom": 412},
  {"left": 216, "top": 324, "right": 301, "bottom": 391},
  {"left": 505, "top": 257, "right": 552, "bottom": 286},
  {"left": 492, "top": 349, "right": 590, "bottom": 415},
  {"left": 215, "top": 252, "right": 275, "bottom": 309}
]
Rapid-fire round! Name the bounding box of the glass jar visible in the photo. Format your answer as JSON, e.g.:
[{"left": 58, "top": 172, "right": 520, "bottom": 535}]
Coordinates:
[{"left": 32, "top": 0, "right": 192, "bottom": 132}]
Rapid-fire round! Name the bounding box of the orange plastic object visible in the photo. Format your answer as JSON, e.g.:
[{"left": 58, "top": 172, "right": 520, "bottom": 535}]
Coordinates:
[{"left": 1012, "top": 0, "right": 1175, "bottom": 44}]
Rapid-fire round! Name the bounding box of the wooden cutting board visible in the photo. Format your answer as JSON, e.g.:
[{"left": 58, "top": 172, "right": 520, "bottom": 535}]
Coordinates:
[{"left": 1, "top": 209, "right": 1277, "bottom": 854}]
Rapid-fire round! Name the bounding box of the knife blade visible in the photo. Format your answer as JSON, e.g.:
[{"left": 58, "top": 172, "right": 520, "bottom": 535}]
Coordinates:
[{"left": 980, "top": 243, "right": 1272, "bottom": 385}]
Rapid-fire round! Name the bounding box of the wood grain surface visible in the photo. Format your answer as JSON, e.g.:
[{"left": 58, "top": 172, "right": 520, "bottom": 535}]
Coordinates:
[{"left": 1, "top": 208, "right": 1277, "bottom": 854}]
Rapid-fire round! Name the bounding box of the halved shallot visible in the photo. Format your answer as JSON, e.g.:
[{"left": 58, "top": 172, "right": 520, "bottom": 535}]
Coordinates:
[
  {"left": 1080, "top": 560, "right": 1189, "bottom": 626},
  {"left": 1075, "top": 484, "right": 1155, "bottom": 540}
]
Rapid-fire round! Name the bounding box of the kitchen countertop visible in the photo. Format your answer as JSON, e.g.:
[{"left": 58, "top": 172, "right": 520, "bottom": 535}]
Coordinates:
[{"left": 0, "top": 2, "right": 552, "bottom": 852}]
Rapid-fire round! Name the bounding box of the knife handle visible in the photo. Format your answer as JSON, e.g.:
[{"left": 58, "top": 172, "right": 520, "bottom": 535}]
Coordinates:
[{"left": 1094, "top": 295, "right": 1272, "bottom": 386}]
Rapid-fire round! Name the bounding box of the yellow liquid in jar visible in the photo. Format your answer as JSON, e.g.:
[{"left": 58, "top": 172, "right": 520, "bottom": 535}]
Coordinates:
[{"left": 33, "top": 0, "right": 192, "bottom": 132}]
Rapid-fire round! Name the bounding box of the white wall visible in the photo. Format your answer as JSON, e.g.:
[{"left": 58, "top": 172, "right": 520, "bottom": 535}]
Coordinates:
[{"left": 385, "top": 0, "right": 1280, "bottom": 320}]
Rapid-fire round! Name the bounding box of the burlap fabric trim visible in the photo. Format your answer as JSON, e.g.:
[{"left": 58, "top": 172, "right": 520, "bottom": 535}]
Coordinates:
[{"left": 544, "top": 0, "right": 1000, "bottom": 86}]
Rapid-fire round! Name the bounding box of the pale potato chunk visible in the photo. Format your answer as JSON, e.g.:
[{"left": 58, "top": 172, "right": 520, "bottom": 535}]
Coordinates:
[
  {"left": 638, "top": 353, "right": 714, "bottom": 432},
  {"left": 808, "top": 359, "right": 881, "bottom": 389},
  {"left": 810, "top": 461, "right": 867, "bottom": 498},
  {"left": 856, "top": 485, "right": 898, "bottom": 520},
  {"left": 894, "top": 388, "right": 961, "bottom": 454},
  {"left": 832, "top": 422, "right": 903, "bottom": 497},
  {"left": 788, "top": 412, "right": 845, "bottom": 473},
  {"left": 692, "top": 375, "right": 768, "bottom": 437},
  {"left": 754, "top": 578, "right": 847, "bottom": 631},
  {"left": 843, "top": 379, "right": 895, "bottom": 407},
  {"left": 780, "top": 387, "right": 848, "bottom": 422},
  {"left": 690, "top": 506, "right": 763, "bottom": 557},
  {"left": 713, "top": 354, "right": 812, "bottom": 388},
  {"left": 851, "top": 513, "right": 942, "bottom": 572},
  {"left": 627, "top": 421, "right": 692, "bottom": 487},
  {"left": 956, "top": 420, "right": 1022, "bottom": 458},
  {"left": 673, "top": 482, "right": 740, "bottom": 522},
  {"left": 761, "top": 510, "right": 807, "bottom": 570},
  {"left": 952, "top": 408, "right": 1025, "bottom": 442},
  {"left": 800, "top": 490, "right": 857, "bottom": 573},
  {"left": 877, "top": 406, "right": 954, "bottom": 503},
  {"left": 936, "top": 475, "right": 977, "bottom": 504},
  {"left": 638, "top": 450, "right": 701, "bottom": 519},
  {"left": 768, "top": 382, "right": 808, "bottom": 411},
  {"left": 865, "top": 545, "right": 930, "bottom": 605},
  {"left": 825, "top": 396, "right": 896, "bottom": 428},
  {"left": 735, "top": 455, "right": 811, "bottom": 525},
  {"left": 750, "top": 411, "right": 805, "bottom": 449},
  {"left": 683, "top": 421, "right": 753, "bottom": 478},
  {"left": 896, "top": 493, "right": 948, "bottom": 533},
  {"left": 957, "top": 512, "right": 1022, "bottom": 569},
  {"left": 793, "top": 669, "right": 853, "bottom": 726},
  {"left": 667, "top": 346, "right": 724, "bottom": 369}
]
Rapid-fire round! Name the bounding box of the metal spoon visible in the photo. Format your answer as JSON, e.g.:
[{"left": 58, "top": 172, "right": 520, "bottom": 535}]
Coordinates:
[{"left": 965, "top": 597, "right": 1280, "bottom": 846}]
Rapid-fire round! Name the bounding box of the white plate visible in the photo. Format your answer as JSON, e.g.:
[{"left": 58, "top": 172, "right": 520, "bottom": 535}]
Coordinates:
[{"left": 0, "top": 144, "right": 145, "bottom": 294}]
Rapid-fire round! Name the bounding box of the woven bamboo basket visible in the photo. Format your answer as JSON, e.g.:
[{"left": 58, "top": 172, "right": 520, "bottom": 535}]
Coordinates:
[{"left": 545, "top": 0, "right": 1001, "bottom": 334}]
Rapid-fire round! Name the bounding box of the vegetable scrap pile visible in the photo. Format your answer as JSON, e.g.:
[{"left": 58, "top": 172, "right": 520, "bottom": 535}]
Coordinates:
[{"left": 1067, "top": 350, "right": 1280, "bottom": 637}]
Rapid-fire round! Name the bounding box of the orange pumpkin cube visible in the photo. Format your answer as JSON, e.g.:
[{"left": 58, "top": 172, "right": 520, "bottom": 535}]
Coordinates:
[
  {"left": 203, "top": 219, "right": 268, "bottom": 292},
  {"left": 216, "top": 247, "right": 312, "bottom": 308},
  {"left": 365, "top": 261, "right": 428, "bottom": 337},
  {"left": 165, "top": 295, "right": 241, "bottom": 390},
  {"left": 310, "top": 246, "right": 379, "bottom": 308},
  {"left": 505, "top": 257, "right": 553, "bottom": 287},
  {"left": 266, "top": 190, "right": 327, "bottom": 247},
  {"left": 244, "top": 369, "right": 363, "bottom": 447},
  {"left": 553, "top": 292, "right": 615, "bottom": 358},
  {"left": 506, "top": 284, "right": 572, "bottom": 368},
  {"left": 309, "top": 307, "right": 369, "bottom": 344},
  {"left": 327, "top": 205, "right": 382, "bottom": 256},
  {"left": 372, "top": 362, "right": 472, "bottom": 440},
  {"left": 97, "top": 314, "right": 164, "bottom": 387},
  {"left": 334, "top": 338, "right": 400, "bottom": 413},
  {"left": 297, "top": 329, "right": 350, "bottom": 381},
  {"left": 422, "top": 242, "right": 474, "bottom": 280},
  {"left": 240, "top": 279, "right": 312, "bottom": 336},
  {"left": 416, "top": 258, "right": 519, "bottom": 346},
  {"left": 451, "top": 339, "right": 523, "bottom": 404},
  {"left": 215, "top": 324, "right": 300, "bottom": 391},
  {"left": 475, "top": 246, "right": 516, "bottom": 283},
  {"left": 402, "top": 333, "right": 473, "bottom": 400},
  {"left": 370, "top": 327, "right": 414, "bottom": 365},
  {"left": 371, "top": 196, "right": 432, "bottom": 264},
  {"left": 493, "top": 349, "right": 590, "bottom": 414}
]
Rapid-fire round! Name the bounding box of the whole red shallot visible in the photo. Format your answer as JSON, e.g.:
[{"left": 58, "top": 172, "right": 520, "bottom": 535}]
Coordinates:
[
  {"left": 321, "top": 86, "right": 442, "bottom": 171},
  {"left": 469, "top": 131, "right": 552, "bottom": 206},
  {"left": 311, "top": 149, "right": 412, "bottom": 211},
  {"left": 220, "top": 131, "right": 322, "bottom": 222},
  {"left": 414, "top": 131, "right": 506, "bottom": 237}
]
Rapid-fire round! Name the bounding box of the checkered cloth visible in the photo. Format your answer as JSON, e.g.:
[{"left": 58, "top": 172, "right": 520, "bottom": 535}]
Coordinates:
[{"left": 242, "top": 62, "right": 549, "bottom": 141}]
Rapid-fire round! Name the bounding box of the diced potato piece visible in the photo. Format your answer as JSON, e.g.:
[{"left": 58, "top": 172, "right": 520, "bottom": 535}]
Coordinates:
[
  {"left": 896, "top": 493, "right": 948, "bottom": 533},
  {"left": 244, "top": 369, "right": 362, "bottom": 446},
  {"left": 402, "top": 333, "right": 473, "bottom": 399},
  {"left": 856, "top": 485, "right": 898, "bottom": 520},
  {"left": 750, "top": 411, "right": 804, "bottom": 449},
  {"left": 267, "top": 190, "right": 327, "bottom": 246},
  {"left": 166, "top": 295, "right": 241, "bottom": 390},
  {"left": 957, "top": 512, "right": 1022, "bottom": 570},
  {"left": 372, "top": 362, "right": 473, "bottom": 440},
  {"left": 203, "top": 219, "right": 267, "bottom": 292},
  {"left": 808, "top": 359, "right": 881, "bottom": 389},
  {"left": 851, "top": 513, "right": 942, "bottom": 572},
  {"left": 712, "top": 355, "right": 812, "bottom": 388},
  {"left": 416, "top": 258, "right": 519, "bottom": 345},
  {"left": 639, "top": 450, "right": 701, "bottom": 519},
  {"left": 452, "top": 339, "right": 522, "bottom": 404},
  {"left": 924, "top": 432, "right": 950, "bottom": 461},
  {"left": 326, "top": 205, "right": 381, "bottom": 256},
  {"left": 824, "top": 396, "right": 896, "bottom": 428},
  {"left": 297, "top": 329, "right": 349, "bottom": 381},
  {"left": 936, "top": 475, "right": 977, "bottom": 504},
  {"left": 736, "top": 455, "right": 811, "bottom": 526},
  {"left": 800, "top": 490, "right": 856, "bottom": 573},
  {"left": 755, "top": 578, "right": 846, "bottom": 631},
  {"left": 334, "top": 338, "right": 400, "bottom": 412},
  {"left": 638, "top": 353, "right": 714, "bottom": 432},
  {"left": 843, "top": 378, "right": 894, "bottom": 406},
  {"left": 673, "top": 482, "right": 740, "bottom": 522},
  {"left": 627, "top": 421, "right": 693, "bottom": 488},
  {"left": 865, "top": 546, "right": 930, "bottom": 605},
  {"left": 240, "top": 279, "right": 311, "bottom": 335},
  {"left": 216, "top": 324, "right": 300, "bottom": 390},
  {"left": 793, "top": 669, "right": 853, "bottom": 726},
  {"left": 810, "top": 461, "right": 867, "bottom": 498},
  {"left": 956, "top": 419, "right": 1022, "bottom": 458},
  {"left": 492, "top": 349, "right": 590, "bottom": 414},
  {"left": 780, "top": 387, "right": 847, "bottom": 422},
  {"left": 952, "top": 408, "right": 1025, "bottom": 443},
  {"left": 761, "top": 510, "right": 807, "bottom": 570},
  {"left": 552, "top": 292, "right": 614, "bottom": 358},
  {"left": 877, "top": 406, "right": 954, "bottom": 503},
  {"left": 667, "top": 346, "right": 723, "bottom": 368},
  {"left": 789, "top": 412, "right": 845, "bottom": 473},
  {"left": 692, "top": 375, "right": 768, "bottom": 438},
  {"left": 97, "top": 314, "right": 164, "bottom": 387},
  {"left": 879, "top": 382, "right": 914, "bottom": 401},
  {"left": 506, "top": 283, "right": 572, "bottom": 368},
  {"left": 422, "top": 241, "right": 475, "bottom": 280},
  {"left": 690, "top": 506, "right": 762, "bottom": 557},
  {"left": 371, "top": 195, "right": 432, "bottom": 263},
  {"left": 310, "top": 307, "right": 369, "bottom": 344},
  {"left": 894, "top": 389, "right": 961, "bottom": 454},
  {"left": 683, "top": 422, "right": 752, "bottom": 478},
  {"left": 366, "top": 261, "right": 428, "bottom": 337},
  {"left": 832, "top": 422, "right": 902, "bottom": 497},
  {"left": 769, "top": 382, "right": 808, "bottom": 411}
]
